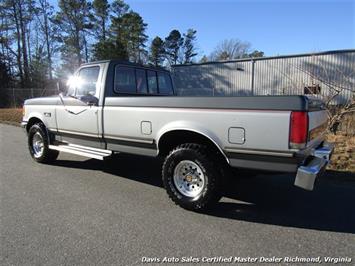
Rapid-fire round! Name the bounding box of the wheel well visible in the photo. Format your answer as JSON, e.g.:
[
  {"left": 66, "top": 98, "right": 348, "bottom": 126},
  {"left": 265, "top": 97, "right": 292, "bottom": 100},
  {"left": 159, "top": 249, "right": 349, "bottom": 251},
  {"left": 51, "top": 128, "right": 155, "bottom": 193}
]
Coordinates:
[
  {"left": 26, "top": 117, "right": 43, "bottom": 132},
  {"left": 158, "top": 130, "right": 228, "bottom": 162}
]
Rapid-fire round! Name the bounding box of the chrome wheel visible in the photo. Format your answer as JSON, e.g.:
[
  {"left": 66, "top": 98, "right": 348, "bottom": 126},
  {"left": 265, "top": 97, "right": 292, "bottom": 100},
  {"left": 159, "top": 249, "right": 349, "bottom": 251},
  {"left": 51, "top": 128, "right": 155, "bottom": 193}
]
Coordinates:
[
  {"left": 173, "top": 160, "right": 205, "bottom": 198},
  {"left": 32, "top": 132, "right": 44, "bottom": 158}
]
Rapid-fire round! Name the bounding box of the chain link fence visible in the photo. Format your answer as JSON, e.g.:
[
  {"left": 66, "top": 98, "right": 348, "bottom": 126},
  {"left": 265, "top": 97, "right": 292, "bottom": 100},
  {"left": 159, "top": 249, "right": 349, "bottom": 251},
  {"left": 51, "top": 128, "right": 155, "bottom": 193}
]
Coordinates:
[{"left": 1, "top": 88, "right": 58, "bottom": 108}]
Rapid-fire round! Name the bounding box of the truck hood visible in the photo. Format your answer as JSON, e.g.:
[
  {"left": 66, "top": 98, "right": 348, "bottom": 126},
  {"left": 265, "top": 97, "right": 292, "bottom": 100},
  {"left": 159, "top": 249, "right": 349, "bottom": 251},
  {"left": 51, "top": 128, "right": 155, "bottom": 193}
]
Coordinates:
[{"left": 24, "top": 96, "right": 60, "bottom": 106}]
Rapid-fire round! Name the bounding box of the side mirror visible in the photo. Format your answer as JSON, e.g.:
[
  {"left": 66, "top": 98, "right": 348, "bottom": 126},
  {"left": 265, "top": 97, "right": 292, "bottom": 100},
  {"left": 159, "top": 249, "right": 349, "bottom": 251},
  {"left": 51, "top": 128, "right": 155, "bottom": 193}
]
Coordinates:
[{"left": 79, "top": 94, "right": 99, "bottom": 106}]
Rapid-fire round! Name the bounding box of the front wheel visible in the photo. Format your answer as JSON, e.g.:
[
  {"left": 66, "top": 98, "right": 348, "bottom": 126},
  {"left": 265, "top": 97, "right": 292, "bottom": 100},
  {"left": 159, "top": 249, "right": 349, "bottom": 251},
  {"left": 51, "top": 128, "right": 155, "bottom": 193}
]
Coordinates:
[
  {"left": 28, "top": 123, "right": 59, "bottom": 163},
  {"left": 162, "top": 143, "right": 222, "bottom": 211}
]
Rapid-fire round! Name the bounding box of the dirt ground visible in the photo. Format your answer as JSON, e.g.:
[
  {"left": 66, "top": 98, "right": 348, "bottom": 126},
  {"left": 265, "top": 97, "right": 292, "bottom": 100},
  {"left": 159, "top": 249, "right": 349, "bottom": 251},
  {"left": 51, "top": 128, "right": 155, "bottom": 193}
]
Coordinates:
[{"left": 0, "top": 108, "right": 23, "bottom": 126}]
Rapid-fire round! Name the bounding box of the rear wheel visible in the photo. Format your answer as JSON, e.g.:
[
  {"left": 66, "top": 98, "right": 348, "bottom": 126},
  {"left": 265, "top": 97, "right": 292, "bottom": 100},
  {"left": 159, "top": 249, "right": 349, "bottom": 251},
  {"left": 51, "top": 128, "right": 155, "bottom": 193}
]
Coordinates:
[
  {"left": 162, "top": 143, "right": 222, "bottom": 211},
  {"left": 28, "top": 123, "right": 59, "bottom": 163}
]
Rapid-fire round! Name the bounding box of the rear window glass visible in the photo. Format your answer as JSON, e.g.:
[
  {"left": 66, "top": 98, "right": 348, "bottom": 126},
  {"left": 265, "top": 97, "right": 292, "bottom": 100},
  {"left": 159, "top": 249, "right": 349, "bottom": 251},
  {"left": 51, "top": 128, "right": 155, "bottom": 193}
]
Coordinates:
[
  {"left": 147, "top": 70, "right": 158, "bottom": 94},
  {"left": 158, "top": 72, "right": 173, "bottom": 95},
  {"left": 136, "top": 69, "right": 148, "bottom": 94},
  {"left": 114, "top": 66, "right": 136, "bottom": 94}
]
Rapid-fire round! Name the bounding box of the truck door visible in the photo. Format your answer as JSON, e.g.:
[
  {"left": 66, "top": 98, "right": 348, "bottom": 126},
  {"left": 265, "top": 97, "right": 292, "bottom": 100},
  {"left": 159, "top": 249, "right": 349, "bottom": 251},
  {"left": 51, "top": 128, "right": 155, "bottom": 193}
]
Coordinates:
[{"left": 56, "top": 65, "right": 104, "bottom": 148}]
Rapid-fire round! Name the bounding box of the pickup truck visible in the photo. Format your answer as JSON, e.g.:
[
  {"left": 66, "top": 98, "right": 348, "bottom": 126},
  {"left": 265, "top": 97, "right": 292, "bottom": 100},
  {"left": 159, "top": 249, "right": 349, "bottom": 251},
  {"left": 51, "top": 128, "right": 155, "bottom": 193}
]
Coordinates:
[{"left": 22, "top": 60, "right": 334, "bottom": 211}]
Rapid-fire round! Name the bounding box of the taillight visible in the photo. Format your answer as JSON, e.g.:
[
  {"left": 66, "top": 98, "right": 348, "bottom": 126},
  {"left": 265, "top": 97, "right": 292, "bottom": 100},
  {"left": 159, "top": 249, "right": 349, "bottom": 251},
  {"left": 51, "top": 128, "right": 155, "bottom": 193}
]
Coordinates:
[{"left": 289, "top": 111, "right": 308, "bottom": 149}]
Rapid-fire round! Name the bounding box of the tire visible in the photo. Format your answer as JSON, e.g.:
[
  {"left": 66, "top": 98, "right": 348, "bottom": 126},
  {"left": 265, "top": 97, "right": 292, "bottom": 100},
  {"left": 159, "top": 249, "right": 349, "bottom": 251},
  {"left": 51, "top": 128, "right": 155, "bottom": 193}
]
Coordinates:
[
  {"left": 28, "top": 123, "right": 59, "bottom": 163},
  {"left": 162, "top": 143, "right": 222, "bottom": 211}
]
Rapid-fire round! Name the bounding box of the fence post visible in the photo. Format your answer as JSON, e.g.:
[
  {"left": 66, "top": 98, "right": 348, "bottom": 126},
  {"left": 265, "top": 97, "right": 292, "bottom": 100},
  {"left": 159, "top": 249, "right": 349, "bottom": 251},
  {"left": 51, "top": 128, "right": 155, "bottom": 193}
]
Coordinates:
[
  {"left": 250, "top": 59, "right": 255, "bottom": 96},
  {"left": 12, "top": 88, "right": 15, "bottom": 108}
]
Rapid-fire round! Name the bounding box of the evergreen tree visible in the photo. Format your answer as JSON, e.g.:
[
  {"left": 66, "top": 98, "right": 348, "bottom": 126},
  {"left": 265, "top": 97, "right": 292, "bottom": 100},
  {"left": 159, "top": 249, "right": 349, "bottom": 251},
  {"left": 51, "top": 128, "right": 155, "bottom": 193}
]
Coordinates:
[
  {"left": 164, "top": 29, "right": 184, "bottom": 65},
  {"left": 149, "top": 36, "right": 164, "bottom": 66},
  {"left": 111, "top": 11, "right": 147, "bottom": 63},
  {"left": 54, "top": 0, "right": 94, "bottom": 72},
  {"left": 111, "top": 0, "right": 129, "bottom": 18},
  {"left": 183, "top": 29, "right": 197, "bottom": 64},
  {"left": 92, "top": 0, "right": 109, "bottom": 41},
  {"left": 92, "top": 39, "right": 128, "bottom": 60}
]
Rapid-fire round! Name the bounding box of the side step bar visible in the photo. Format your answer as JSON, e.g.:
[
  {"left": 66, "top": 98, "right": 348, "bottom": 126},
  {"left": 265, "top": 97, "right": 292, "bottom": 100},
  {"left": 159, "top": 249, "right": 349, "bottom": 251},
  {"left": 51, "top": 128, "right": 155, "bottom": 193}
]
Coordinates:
[{"left": 49, "top": 143, "right": 112, "bottom": 160}]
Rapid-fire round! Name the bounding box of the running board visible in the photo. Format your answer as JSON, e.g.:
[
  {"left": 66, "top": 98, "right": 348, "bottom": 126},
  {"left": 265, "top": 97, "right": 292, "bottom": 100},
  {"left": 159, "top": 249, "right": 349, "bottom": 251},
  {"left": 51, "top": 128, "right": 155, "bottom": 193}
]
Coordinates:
[{"left": 48, "top": 143, "right": 112, "bottom": 160}]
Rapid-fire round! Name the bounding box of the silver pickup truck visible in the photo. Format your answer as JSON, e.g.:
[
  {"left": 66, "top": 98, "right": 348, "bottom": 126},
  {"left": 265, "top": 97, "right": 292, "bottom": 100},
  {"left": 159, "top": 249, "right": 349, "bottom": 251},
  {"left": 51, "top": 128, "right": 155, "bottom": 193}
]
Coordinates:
[{"left": 22, "top": 60, "right": 334, "bottom": 210}]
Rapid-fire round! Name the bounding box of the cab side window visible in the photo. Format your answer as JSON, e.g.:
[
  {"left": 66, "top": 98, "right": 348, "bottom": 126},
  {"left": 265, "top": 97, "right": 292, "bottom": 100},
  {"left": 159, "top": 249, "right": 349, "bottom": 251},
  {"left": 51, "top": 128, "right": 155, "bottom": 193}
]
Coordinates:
[
  {"left": 76, "top": 66, "right": 100, "bottom": 96},
  {"left": 147, "top": 70, "right": 158, "bottom": 94},
  {"left": 114, "top": 66, "right": 136, "bottom": 94},
  {"left": 136, "top": 69, "right": 148, "bottom": 94},
  {"left": 113, "top": 65, "right": 174, "bottom": 96},
  {"left": 158, "top": 72, "right": 173, "bottom": 95}
]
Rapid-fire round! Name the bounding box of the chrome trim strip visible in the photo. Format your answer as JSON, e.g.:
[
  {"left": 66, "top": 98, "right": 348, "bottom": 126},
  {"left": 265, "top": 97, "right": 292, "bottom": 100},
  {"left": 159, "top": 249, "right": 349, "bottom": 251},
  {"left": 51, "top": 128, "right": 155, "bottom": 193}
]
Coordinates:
[
  {"left": 105, "top": 134, "right": 154, "bottom": 144},
  {"left": 57, "top": 129, "right": 99, "bottom": 138},
  {"left": 56, "top": 129, "right": 154, "bottom": 145},
  {"left": 224, "top": 147, "right": 294, "bottom": 157}
]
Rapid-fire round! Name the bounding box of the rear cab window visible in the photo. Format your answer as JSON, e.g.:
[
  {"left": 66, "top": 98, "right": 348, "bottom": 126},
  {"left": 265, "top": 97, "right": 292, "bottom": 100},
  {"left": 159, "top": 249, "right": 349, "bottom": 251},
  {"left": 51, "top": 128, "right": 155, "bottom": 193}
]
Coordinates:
[
  {"left": 113, "top": 65, "right": 173, "bottom": 96},
  {"left": 158, "top": 72, "right": 173, "bottom": 95},
  {"left": 136, "top": 69, "right": 148, "bottom": 94},
  {"left": 114, "top": 66, "right": 136, "bottom": 94},
  {"left": 147, "top": 70, "right": 158, "bottom": 94}
]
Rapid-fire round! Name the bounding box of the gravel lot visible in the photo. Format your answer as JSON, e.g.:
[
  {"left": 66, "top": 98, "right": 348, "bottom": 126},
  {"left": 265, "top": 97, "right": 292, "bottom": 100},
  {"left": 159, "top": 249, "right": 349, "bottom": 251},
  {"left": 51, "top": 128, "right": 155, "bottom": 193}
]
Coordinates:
[{"left": 1, "top": 124, "right": 354, "bottom": 265}]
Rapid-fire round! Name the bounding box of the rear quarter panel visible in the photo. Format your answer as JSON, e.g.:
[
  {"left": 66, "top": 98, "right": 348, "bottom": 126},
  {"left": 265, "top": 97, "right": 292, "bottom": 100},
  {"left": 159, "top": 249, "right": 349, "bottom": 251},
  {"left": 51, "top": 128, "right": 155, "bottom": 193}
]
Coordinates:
[{"left": 103, "top": 104, "right": 292, "bottom": 153}]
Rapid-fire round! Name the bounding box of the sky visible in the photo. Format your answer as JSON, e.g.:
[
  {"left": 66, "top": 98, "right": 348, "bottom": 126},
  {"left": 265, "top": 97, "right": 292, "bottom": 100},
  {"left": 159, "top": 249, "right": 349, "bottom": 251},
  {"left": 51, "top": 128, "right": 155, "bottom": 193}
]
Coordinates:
[{"left": 125, "top": 0, "right": 355, "bottom": 58}]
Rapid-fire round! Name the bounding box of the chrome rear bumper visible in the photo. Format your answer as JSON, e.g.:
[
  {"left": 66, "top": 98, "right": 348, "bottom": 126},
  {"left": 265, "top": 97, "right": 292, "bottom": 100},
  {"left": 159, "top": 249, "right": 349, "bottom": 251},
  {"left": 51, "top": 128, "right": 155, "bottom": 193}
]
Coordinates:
[{"left": 294, "top": 142, "right": 334, "bottom": 191}]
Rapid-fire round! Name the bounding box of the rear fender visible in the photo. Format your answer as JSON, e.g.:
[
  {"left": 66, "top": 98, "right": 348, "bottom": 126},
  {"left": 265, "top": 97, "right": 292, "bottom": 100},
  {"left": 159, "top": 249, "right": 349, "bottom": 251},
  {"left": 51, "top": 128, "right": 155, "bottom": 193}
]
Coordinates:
[{"left": 156, "top": 120, "right": 229, "bottom": 163}]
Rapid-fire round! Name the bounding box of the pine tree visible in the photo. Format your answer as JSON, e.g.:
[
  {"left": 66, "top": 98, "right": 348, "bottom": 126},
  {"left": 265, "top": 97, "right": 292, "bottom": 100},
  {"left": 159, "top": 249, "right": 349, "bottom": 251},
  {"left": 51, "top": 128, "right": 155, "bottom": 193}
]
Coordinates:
[
  {"left": 92, "top": 39, "right": 128, "bottom": 60},
  {"left": 92, "top": 0, "right": 130, "bottom": 61},
  {"left": 54, "top": 0, "right": 94, "bottom": 72},
  {"left": 183, "top": 29, "right": 197, "bottom": 64},
  {"left": 92, "top": 0, "right": 109, "bottom": 41},
  {"left": 111, "top": 0, "right": 129, "bottom": 18},
  {"left": 164, "top": 30, "right": 183, "bottom": 65},
  {"left": 111, "top": 11, "right": 147, "bottom": 63},
  {"left": 149, "top": 36, "right": 164, "bottom": 66}
]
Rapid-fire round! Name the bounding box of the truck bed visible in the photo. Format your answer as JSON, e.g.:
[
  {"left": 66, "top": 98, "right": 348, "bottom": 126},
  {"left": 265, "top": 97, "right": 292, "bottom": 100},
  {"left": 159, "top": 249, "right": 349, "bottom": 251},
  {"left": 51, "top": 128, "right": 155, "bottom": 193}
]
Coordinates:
[{"left": 104, "top": 95, "right": 326, "bottom": 111}]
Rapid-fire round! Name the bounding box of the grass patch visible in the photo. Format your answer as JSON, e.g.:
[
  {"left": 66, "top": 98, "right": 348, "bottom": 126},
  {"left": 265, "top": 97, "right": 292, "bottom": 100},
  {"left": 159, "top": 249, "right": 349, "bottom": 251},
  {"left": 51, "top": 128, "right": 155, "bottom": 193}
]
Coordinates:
[{"left": 0, "top": 108, "right": 22, "bottom": 125}]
